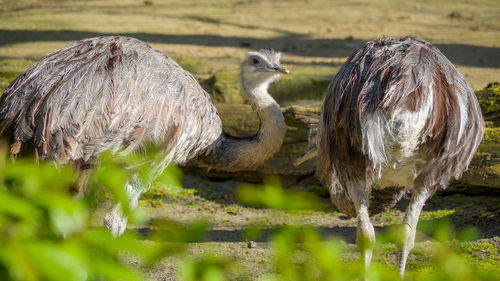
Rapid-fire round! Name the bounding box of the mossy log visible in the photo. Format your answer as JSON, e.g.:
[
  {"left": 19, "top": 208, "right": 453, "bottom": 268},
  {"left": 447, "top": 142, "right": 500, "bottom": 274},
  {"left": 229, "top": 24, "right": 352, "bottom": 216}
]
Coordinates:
[
  {"left": 475, "top": 82, "right": 500, "bottom": 126},
  {"left": 203, "top": 68, "right": 332, "bottom": 105},
  {"left": 186, "top": 104, "right": 500, "bottom": 188}
]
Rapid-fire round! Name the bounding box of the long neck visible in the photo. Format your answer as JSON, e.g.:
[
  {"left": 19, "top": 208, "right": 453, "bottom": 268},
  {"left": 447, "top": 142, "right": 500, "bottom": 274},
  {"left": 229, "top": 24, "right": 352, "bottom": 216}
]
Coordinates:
[{"left": 202, "top": 74, "right": 287, "bottom": 171}]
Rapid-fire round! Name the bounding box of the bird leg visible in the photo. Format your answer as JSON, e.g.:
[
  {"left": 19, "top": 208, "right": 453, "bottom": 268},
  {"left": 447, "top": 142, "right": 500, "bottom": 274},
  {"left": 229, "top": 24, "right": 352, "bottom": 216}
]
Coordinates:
[
  {"left": 70, "top": 160, "right": 93, "bottom": 198},
  {"left": 72, "top": 168, "right": 92, "bottom": 198},
  {"left": 104, "top": 175, "right": 149, "bottom": 237},
  {"left": 348, "top": 182, "right": 376, "bottom": 274},
  {"left": 397, "top": 187, "right": 430, "bottom": 276}
]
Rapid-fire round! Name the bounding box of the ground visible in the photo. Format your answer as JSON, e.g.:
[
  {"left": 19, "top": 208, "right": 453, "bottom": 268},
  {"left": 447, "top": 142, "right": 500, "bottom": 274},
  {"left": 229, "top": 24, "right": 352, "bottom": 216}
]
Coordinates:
[
  {"left": 1, "top": 0, "right": 499, "bottom": 280},
  {"left": 1, "top": 0, "right": 499, "bottom": 91},
  {"left": 122, "top": 172, "right": 499, "bottom": 280}
]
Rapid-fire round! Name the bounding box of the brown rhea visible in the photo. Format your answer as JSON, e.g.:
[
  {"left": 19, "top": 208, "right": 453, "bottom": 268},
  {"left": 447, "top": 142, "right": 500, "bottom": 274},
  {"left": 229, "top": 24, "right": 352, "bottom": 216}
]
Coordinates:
[
  {"left": 312, "top": 36, "right": 484, "bottom": 276},
  {"left": 0, "top": 36, "right": 289, "bottom": 236}
]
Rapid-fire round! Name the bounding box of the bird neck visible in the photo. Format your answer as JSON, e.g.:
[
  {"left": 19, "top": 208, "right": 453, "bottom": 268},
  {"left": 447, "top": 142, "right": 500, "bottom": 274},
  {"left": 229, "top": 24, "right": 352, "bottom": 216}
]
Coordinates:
[{"left": 202, "top": 74, "right": 286, "bottom": 170}]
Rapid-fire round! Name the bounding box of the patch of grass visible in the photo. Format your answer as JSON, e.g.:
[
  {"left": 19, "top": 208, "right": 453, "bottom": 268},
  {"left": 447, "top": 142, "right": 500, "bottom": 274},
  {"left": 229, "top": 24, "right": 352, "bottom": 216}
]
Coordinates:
[
  {"left": 421, "top": 209, "right": 456, "bottom": 221},
  {"left": 381, "top": 209, "right": 401, "bottom": 224},
  {"left": 270, "top": 76, "right": 330, "bottom": 103},
  {"left": 0, "top": 71, "right": 20, "bottom": 92},
  {"left": 143, "top": 184, "right": 197, "bottom": 201},
  {"left": 405, "top": 246, "right": 435, "bottom": 273},
  {"left": 224, "top": 206, "right": 239, "bottom": 215},
  {"left": 460, "top": 241, "right": 499, "bottom": 258},
  {"left": 204, "top": 65, "right": 337, "bottom": 105},
  {"left": 139, "top": 198, "right": 163, "bottom": 208},
  {"left": 480, "top": 212, "right": 491, "bottom": 217},
  {"left": 174, "top": 56, "right": 206, "bottom": 75},
  {"left": 484, "top": 127, "right": 500, "bottom": 143},
  {"left": 476, "top": 82, "right": 500, "bottom": 124},
  {"left": 206, "top": 69, "right": 245, "bottom": 104},
  {"left": 456, "top": 240, "right": 500, "bottom": 272},
  {"left": 0, "top": 0, "right": 53, "bottom": 12}
]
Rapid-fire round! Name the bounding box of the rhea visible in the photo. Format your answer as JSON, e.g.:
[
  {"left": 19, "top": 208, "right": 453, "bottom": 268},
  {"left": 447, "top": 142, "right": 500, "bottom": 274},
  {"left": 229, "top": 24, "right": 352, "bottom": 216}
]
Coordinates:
[
  {"left": 300, "top": 36, "right": 484, "bottom": 276},
  {"left": 0, "top": 36, "right": 289, "bottom": 236}
]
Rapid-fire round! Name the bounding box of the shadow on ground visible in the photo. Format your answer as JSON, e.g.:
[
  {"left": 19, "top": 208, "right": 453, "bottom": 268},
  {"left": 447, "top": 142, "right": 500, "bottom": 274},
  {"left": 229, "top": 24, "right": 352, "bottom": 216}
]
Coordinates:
[
  {"left": 146, "top": 172, "right": 500, "bottom": 244},
  {"left": 136, "top": 224, "right": 382, "bottom": 244},
  {"left": 1, "top": 29, "right": 499, "bottom": 68}
]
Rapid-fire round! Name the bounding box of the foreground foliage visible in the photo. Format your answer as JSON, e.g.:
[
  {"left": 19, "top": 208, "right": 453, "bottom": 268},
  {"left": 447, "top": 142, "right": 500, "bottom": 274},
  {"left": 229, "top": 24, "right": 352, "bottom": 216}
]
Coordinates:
[{"left": 0, "top": 147, "right": 498, "bottom": 280}]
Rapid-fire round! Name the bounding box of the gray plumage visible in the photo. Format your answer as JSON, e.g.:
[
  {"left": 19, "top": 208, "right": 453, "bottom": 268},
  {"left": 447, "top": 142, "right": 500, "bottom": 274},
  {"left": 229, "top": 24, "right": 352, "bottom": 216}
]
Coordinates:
[
  {"left": 0, "top": 36, "right": 288, "bottom": 171},
  {"left": 0, "top": 36, "right": 288, "bottom": 235},
  {"left": 316, "top": 36, "right": 484, "bottom": 275},
  {"left": 1, "top": 37, "right": 220, "bottom": 168}
]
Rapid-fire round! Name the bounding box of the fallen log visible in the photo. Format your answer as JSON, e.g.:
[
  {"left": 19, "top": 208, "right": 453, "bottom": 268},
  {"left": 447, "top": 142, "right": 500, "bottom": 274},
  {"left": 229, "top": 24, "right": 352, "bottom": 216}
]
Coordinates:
[{"left": 186, "top": 104, "right": 499, "bottom": 188}]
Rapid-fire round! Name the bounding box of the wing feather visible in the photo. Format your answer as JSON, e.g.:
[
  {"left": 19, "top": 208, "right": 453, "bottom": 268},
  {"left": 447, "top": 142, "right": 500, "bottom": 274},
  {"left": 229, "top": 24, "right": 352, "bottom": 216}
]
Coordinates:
[
  {"left": 318, "top": 36, "right": 484, "bottom": 214},
  {"left": 0, "top": 36, "right": 223, "bottom": 174}
]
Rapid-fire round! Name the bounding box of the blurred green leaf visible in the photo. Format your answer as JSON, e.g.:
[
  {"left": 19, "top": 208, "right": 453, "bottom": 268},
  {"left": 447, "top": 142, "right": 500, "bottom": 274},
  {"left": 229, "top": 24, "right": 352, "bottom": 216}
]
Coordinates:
[
  {"left": 237, "top": 176, "right": 324, "bottom": 211},
  {"left": 25, "top": 242, "right": 87, "bottom": 281}
]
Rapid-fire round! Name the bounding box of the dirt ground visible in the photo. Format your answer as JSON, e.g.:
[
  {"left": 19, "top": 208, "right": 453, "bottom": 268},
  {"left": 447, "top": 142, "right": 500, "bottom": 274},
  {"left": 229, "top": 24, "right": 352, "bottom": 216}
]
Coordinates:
[
  {"left": 1, "top": 0, "right": 499, "bottom": 89},
  {"left": 1, "top": 0, "right": 499, "bottom": 280},
  {"left": 130, "top": 172, "right": 500, "bottom": 280}
]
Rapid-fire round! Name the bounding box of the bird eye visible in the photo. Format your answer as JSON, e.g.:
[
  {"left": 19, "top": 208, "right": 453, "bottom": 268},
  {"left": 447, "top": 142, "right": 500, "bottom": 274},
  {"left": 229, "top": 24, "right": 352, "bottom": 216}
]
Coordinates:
[{"left": 252, "top": 58, "right": 259, "bottom": 64}]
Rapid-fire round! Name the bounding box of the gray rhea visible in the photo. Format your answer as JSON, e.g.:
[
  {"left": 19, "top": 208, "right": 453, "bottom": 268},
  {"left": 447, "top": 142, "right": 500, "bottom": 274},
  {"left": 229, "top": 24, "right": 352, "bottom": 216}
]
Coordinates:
[
  {"left": 315, "top": 37, "right": 484, "bottom": 276},
  {"left": 0, "top": 36, "right": 289, "bottom": 236}
]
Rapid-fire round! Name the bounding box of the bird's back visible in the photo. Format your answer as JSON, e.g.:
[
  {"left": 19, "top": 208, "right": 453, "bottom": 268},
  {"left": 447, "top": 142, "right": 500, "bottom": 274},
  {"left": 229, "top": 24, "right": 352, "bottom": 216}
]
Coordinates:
[
  {"left": 318, "top": 36, "right": 484, "bottom": 216},
  {"left": 0, "top": 36, "right": 222, "bottom": 171}
]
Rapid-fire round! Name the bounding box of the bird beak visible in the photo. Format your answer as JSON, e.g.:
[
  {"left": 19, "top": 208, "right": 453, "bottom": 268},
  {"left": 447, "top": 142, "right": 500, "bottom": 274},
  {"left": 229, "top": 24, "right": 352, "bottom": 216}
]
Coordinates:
[{"left": 273, "top": 66, "right": 290, "bottom": 74}]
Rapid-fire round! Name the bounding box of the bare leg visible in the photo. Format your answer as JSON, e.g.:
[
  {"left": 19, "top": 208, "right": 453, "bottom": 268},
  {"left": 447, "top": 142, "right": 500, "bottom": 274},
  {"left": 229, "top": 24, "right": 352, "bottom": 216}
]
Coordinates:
[
  {"left": 71, "top": 168, "right": 92, "bottom": 198},
  {"left": 70, "top": 160, "right": 93, "bottom": 198},
  {"left": 397, "top": 187, "right": 430, "bottom": 276},
  {"left": 348, "top": 182, "right": 376, "bottom": 274},
  {"left": 104, "top": 175, "right": 149, "bottom": 237}
]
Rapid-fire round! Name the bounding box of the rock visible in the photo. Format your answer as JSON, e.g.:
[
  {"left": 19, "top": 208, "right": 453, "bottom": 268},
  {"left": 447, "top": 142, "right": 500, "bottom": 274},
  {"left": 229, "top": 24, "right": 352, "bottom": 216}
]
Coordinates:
[{"left": 247, "top": 241, "right": 257, "bottom": 248}]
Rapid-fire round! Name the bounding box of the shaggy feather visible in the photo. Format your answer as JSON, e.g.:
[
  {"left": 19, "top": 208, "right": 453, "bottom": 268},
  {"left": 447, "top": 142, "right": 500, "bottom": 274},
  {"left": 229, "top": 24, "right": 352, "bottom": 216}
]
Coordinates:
[
  {"left": 317, "top": 36, "right": 484, "bottom": 216},
  {"left": 0, "top": 37, "right": 222, "bottom": 174},
  {"left": 0, "top": 36, "right": 287, "bottom": 179}
]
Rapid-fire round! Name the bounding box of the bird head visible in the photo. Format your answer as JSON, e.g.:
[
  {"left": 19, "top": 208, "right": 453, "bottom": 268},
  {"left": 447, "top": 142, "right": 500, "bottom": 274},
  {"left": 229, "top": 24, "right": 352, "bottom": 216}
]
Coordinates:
[{"left": 241, "top": 49, "right": 289, "bottom": 89}]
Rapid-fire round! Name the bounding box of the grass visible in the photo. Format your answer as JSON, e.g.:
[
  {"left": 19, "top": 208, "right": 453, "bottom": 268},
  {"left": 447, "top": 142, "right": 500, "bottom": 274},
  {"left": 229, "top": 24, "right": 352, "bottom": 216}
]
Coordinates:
[
  {"left": 173, "top": 56, "right": 207, "bottom": 75},
  {"left": 1, "top": 0, "right": 499, "bottom": 90},
  {"left": 457, "top": 240, "right": 500, "bottom": 273},
  {"left": 484, "top": 127, "right": 500, "bottom": 143},
  {"left": 421, "top": 209, "right": 457, "bottom": 221},
  {"left": 476, "top": 82, "right": 500, "bottom": 125},
  {"left": 0, "top": 1, "right": 499, "bottom": 279},
  {"left": 204, "top": 65, "right": 336, "bottom": 105}
]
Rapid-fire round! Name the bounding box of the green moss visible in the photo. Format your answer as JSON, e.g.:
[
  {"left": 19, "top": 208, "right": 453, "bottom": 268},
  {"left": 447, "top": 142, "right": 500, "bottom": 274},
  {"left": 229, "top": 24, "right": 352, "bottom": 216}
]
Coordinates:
[
  {"left": 457, "top": 241, "right": 500, "bottom": 272},
  {"left": 0, "top": 58, "right": 37, "bottom": 73},
  {"left": 460, "top": 241, "right": 499, "bottom": 257},
  {"left": 382, "top": 209, "right": 401, "bottom": 224},
  {"left": 0, "top": 71, "right": 21, "bottom": 93},
  {"left": 303, "top": 185, "right": 329, "bottom": 198},
  {"left": 174, "top": 56, "right": 206, "bottom": 75},
  {"left": 224, "top": 206, "right": 239, "bottom": 215},
  {"left": 205, "top": 65, "right": 338, "bottom": 104},
  {"left": 139, "top": 198, "right": 164, "bottom": 208},
  {"left": 476, "top": 82, "right": 500, "bottom": 124},
  {"left": 269, "top": 66, "right": 337, "bottom": 104},
  {"left": 483, "top": 127, "right": 500, "bottom": 143},
  {"left": 420, "top": 209, "right": 456, "bottom": 220},
  {"left": 270, "top": 76, "right": 330, "bottom": 103},
  {"left": 207, "top": 69, "right": 245, "bottom": 104}
]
